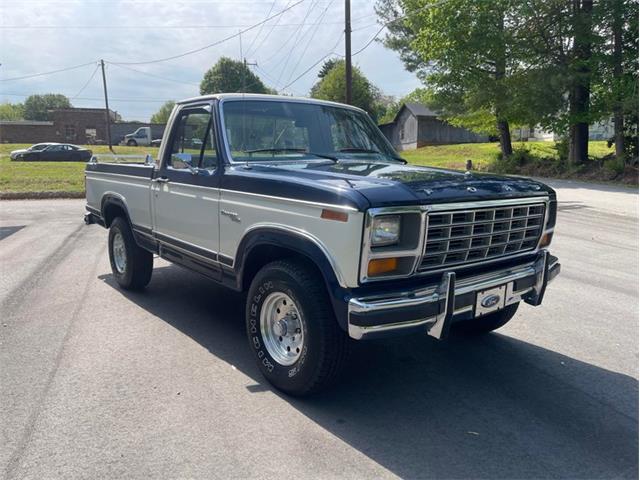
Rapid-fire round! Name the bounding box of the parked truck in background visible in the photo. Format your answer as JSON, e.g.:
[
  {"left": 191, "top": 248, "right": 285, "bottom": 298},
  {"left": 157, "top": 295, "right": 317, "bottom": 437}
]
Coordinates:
[
  {"left": 85, "top": 94, "right": 561, "bottom": 396},
  {"left": 122, "top": 126, "right": 162, "bottom": 147}
]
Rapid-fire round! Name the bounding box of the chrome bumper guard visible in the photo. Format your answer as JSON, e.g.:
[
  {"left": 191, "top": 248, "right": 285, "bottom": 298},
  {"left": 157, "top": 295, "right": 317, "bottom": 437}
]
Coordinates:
[{"left": 348, "top": 251, "right": 560, "bottom": 340}]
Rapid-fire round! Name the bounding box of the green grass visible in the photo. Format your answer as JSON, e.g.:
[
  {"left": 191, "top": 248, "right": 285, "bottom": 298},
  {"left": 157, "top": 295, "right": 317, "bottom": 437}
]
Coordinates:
[
  {"left": 0, "top": 140, "right": 620, "bottom": 195},
  {"left": 401, "top": 140, "right": 614, "bottom": 170},
  {"left": 0, "top": 144, "right": 158, "bottom": 194}
]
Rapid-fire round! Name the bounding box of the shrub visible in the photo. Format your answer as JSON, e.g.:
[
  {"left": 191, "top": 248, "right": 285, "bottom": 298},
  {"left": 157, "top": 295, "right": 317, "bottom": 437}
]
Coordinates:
[{"left": 603, "top": 156, "right": 626, "bottom": 176}]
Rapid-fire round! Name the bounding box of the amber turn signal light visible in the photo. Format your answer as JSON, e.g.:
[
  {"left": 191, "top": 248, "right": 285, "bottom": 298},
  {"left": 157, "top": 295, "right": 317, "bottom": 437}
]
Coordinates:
[
  {"left": 367, "top": 258, "right": 398, "bottom": 277},
  {"left": 321, "top": 209, "right": 349, "bottom": 222},
  {"left": 539, "top": 231, "right": 554, "bottom": 247}
]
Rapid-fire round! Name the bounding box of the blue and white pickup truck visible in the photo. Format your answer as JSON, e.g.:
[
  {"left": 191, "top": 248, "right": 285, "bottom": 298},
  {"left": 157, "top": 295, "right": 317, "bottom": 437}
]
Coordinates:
[{"left": 84, "top": 94, "right": 561, "bottom": 395}]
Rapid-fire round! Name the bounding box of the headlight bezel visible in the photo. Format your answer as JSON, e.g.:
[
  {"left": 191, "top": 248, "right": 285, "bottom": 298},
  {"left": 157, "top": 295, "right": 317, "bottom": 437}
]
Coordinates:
[{"left": 360, "top": 207, "right": 427, "bottom": 282}]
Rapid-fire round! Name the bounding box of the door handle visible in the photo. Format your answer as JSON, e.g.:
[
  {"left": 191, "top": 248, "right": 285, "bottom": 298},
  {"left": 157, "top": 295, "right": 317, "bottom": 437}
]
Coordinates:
[{"left": 152, "top": 177, "right": 170, "bottom": 183}]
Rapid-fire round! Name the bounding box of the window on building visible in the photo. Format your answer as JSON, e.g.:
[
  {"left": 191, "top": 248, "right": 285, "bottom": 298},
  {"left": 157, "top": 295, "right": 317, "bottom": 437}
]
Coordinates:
[
  {"left": 400, "top": 127, "right": 405, "bottom": 140},
  {"left": 65, "top": 125, "right": 76, "bottom": 139}
]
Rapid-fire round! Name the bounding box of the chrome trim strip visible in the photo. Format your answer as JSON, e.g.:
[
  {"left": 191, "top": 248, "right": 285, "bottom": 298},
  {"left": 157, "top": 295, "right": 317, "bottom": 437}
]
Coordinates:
[
  {"left": 220, "top": 188, "right": 358, "bottom": 212},
  {"left": 87, "top": 171, "right": 154, "bottom": 181},
  {"left": 427, "top": 197, "right": 548, "bottom": 211}
]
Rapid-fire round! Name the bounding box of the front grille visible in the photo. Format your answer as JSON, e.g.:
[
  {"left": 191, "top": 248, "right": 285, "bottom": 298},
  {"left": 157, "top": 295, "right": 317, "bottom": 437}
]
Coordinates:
[{"left": 419, "top": 203, "right": 545, "bottom": 271}]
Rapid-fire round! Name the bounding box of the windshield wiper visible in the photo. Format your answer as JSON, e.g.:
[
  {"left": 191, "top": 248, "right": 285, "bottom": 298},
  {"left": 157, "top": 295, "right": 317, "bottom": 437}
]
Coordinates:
[
  {"left": 338, "top": 147, "right": 407, "bottom": 164},
  {"left": 245, "top": 148, "right": 338, "bottom": 162}
]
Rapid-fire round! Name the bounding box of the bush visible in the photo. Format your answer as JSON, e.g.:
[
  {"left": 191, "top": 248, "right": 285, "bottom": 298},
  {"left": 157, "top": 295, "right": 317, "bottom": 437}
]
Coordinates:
[
  {"left": 489, "top": 148, "right": 535, "bottom": 174},
  {"left": 603, "top": 156, "right": 626, "bottom": 176}
]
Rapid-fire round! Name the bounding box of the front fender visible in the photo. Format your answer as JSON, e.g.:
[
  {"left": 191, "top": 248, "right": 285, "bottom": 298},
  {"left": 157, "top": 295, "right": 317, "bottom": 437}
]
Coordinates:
[{"left": 234, "top": 226, "right": 351, "bottom": 330}]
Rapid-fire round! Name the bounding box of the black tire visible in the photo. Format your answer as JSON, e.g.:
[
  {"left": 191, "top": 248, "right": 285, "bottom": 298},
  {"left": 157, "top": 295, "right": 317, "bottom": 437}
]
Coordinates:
[
  {"left": 108, "top": 217, "right": 153, "bottom": 290},
  {"left": 453, "top": 302, "right": 520, "bottom": 336},
  {"left": 127, "top": 139, "right": 137, "bottom": 147},
  {"left": 246, "top": 259, "right": 350, "bottom": 396}
]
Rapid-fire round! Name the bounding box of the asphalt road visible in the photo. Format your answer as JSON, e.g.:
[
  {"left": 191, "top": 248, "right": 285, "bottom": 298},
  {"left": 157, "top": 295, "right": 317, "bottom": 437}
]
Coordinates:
[{"left": 1, "top": 180, "right": 638, "bottom": 479}]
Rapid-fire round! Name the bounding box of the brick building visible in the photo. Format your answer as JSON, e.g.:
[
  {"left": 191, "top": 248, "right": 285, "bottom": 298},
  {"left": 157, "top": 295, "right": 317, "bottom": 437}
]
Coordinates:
[{"left": 0, "top": 107, "right": 117, "bottom": 144}]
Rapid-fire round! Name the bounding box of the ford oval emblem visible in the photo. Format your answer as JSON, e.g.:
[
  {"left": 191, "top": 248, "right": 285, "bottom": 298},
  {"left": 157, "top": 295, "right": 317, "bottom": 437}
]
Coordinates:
[
  {"left": 467, "top": 186, "right": 477, "bottom": 193},
  {"left": 481, "top": 294, "right": 501, "bottom": 308}
]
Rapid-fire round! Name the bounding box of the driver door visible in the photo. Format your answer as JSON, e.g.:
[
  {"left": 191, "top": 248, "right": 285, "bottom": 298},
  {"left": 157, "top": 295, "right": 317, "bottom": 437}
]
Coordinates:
[{"left": 151, "top": 104, "right": 221, "bottom": 272}]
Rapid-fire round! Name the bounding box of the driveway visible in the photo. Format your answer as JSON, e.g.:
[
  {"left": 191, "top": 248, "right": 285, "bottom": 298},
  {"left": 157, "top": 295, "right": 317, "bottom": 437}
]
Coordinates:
[{"left": 1, "top": 180, "right": 638, "bottom": 479}]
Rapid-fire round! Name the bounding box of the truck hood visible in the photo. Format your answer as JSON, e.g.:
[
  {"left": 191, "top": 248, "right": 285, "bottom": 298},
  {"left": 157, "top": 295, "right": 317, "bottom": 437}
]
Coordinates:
[{"left": 242, "top": 160, "right": 555, "bottom": 208}]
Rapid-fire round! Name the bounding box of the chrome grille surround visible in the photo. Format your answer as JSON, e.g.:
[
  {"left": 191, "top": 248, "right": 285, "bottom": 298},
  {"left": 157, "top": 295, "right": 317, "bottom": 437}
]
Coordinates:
[{"left": 419, "top": 202, "right": 546, "bottom": 271}]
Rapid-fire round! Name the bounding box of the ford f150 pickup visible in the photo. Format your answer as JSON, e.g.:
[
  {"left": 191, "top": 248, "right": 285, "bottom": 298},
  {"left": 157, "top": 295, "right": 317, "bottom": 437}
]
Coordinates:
[{"left": 85, "top": 94, "right": 561, "bottom": 395}]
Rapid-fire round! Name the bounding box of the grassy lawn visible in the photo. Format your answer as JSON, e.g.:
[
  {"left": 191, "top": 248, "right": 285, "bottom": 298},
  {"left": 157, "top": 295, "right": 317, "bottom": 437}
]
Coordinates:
[
  {"left": 0, "top": 140, "right": 622, "bottom": 196},
  {"left": 0, "top": 144, "right": 158, "bottom": 195},
  {"left": 401, "top": 140, "right": 614, "bottom": 170}
]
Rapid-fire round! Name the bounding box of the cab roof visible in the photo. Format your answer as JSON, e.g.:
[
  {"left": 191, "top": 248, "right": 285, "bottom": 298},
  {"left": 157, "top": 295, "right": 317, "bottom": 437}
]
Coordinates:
[{"left": 175, "top": 93, "right": 365, "bottom": 113}]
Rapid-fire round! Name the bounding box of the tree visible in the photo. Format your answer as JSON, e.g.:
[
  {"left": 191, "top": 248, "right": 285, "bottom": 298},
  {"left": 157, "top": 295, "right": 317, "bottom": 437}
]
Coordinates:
[
  {"left": 0, "top": 102, "right": 24, "bottom": 120},
  {"left": 150, "top": 101, "right": 175, "bottom": 124},
  {"left": 593, "top": 0, "right": 638, "bottom": 161},
  {"left": 377, "top": 0, "right": 531, "bottom": 157},
  {"left": 200, "top": 57, "right": 269, "bottom": 95},
  {"left": 23, "top": 94, "right": 72, "bottom": 121},
  {"left": 310, "top": 60, "right": 382, "bottom": 120}
]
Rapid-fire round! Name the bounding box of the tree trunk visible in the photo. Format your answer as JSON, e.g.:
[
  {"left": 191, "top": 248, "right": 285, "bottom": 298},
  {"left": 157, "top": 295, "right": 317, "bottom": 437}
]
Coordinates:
[
  {"left": 567, "top": 0, "right": 593, "bottom": 165},
  {"left": 494, "top": 15, "right": 512, "bottom": 159},
  {"left": 612, "top": 0, "right": 625, "bottom": 160},
  {"left": 497, "top": 120, "right": 513, "bottom": 157}
]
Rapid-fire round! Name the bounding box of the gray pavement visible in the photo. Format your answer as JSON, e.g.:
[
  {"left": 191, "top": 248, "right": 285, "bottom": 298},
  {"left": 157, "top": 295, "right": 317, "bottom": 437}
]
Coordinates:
[{"left": 1, "top": 180, "right": 638, "bottom": 479}]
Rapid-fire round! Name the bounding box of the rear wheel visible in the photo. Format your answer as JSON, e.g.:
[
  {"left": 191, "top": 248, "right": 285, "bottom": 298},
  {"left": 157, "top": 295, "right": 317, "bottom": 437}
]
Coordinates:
[
  {"left": 454, "top": 303, "right": 519, "bottom": 335},
  {"left": 246, "top": 259, "right": 350, "bottom": 396},
  {"left": 108, "top": 217, "right": 153, "bottom": 290}
]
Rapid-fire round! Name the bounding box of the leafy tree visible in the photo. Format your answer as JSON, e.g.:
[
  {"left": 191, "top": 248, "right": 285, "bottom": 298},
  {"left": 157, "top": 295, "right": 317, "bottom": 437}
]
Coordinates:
[
  {"left": 23, "top": 94, "right": 72, "bottom": 121},
  {"left": 150, "top": 100, "right": 175, "bottom": 124},
  {"left": 376, "top": 0, "right": 536, "bottom": 157},
  {"left": 0, "top": 102, "right": 24, "bottom": 120},
  {"left": 200, "top": 57, "right": 269, "bottom": 95},
  {"left": 310, "top": 60, "right": 383, "bottom": 120}
]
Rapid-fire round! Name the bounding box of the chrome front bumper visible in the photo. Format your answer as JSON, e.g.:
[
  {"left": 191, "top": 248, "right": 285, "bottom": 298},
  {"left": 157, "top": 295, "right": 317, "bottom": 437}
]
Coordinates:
[{"left": 347, "top": 251, "right": 560, "bottom": 340}]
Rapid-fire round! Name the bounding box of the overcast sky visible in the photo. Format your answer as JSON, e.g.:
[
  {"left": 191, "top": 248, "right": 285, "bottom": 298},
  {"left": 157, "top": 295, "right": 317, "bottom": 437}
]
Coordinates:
[{"left": 0, "top": 0, "right": 422, "bottom": 121}]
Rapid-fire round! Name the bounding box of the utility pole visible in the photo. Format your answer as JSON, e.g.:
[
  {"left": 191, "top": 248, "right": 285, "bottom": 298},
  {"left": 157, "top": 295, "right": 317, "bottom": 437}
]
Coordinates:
[
  {"left": 99, "top": 59, "right": 113, "bottom": 152},
  {"left": 344, "top": 0, "right": 352, "bottom": 105}
]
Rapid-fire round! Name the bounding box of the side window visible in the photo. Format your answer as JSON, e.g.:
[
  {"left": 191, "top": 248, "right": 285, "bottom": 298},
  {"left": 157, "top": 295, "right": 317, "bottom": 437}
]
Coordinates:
[{"left": 168, "top": 107, "right": 218, "bottom": 170}]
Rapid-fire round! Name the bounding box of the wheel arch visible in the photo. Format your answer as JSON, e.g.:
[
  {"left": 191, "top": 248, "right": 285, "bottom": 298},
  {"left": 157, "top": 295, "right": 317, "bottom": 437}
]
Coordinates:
[
  {"left": 101, "top": 193, "right": 132, "bottom": 228},
  {"left": 234, "top": 226, "right": 350, "bottom": 330}
]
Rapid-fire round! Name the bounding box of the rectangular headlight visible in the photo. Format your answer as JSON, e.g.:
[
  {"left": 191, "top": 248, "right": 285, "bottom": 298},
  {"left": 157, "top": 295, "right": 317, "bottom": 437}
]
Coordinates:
[{"left": 371, "top": 215, "right": 401, "bottom": 246}]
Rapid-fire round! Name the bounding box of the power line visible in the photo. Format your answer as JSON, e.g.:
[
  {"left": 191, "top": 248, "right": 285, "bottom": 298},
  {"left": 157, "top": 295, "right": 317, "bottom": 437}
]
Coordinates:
[
  {"left": 0, "top": 22, "right": 346, "bottom": 29},
  {"left": 246, "top": 0, "right": 293, "bottom": 58},
  {"left": 1, "top": 93, "right": 170, "bottom": 103},
  {"left": 244, "top": 0, "right": 277, "bottom": 58},
  {"left": 108, "top": 0, "right": 305, "bottom": 65},
  {"left": 278, "top": 31, "right": 344, "bottom": 92},
  {"left": 72, "top": 63, "right": 100, "bottom": 99},
  {"left": 284, "top": 0, "right": 335, "bottom": 86},
  {"left": 275, "top": 0, "right": 319, "bottom": 87},
  {"left": 0, "top": 61, "right": 96, "bottom": 82},
  {"left": 351, "top": 0, "right": 450, "bottom": 57},
  {"left": 107, "top": 62, "right": 200, "bottom": 88}
]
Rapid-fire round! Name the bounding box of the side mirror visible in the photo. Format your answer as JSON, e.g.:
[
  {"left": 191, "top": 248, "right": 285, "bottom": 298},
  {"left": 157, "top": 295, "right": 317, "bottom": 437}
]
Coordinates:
[{"left": 173, "top": 153, "right": 198, "bottom": 174}]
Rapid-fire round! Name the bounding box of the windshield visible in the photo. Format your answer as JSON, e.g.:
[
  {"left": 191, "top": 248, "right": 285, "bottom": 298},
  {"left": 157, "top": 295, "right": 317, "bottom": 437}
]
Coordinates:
[
  {"left": 29, "top": 144, "right": 50, "bottom": 151},
  {"left": 221, "top": 100, "right": 400, "bottom": 163}
]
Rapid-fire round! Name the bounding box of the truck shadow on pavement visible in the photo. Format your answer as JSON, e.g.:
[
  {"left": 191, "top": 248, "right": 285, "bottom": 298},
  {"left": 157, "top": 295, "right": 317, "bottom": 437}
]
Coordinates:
[{"left": 99, "top": 265, "right": 639, "bottom": 479}]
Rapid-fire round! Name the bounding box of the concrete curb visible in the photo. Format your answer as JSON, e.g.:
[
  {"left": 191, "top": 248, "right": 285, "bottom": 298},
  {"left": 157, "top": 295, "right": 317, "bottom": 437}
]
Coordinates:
[{"left": 0, "top": 191, "right": 85, "bottom": 200}]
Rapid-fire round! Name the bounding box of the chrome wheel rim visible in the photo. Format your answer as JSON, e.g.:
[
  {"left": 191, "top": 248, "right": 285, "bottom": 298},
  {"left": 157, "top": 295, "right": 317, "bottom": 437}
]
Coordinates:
[
  {"left": 112, "top": 232, "right": 127, "bottom": 274},
  {"left": 260, "top": 292, "right": 304, "bottom": 366}
]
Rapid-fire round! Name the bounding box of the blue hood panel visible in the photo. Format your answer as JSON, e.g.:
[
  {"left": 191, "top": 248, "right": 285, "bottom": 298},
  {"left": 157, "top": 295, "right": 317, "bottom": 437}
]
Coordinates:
[{"left": 222, "top": 160, "right": 555, "bottom": 211}]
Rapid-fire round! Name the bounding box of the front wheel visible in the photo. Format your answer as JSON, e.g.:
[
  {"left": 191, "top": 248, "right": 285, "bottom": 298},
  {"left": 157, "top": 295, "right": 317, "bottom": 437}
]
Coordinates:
[
  {"left": 108, "top": 217, "right": 153, "bottom": 290},
  {"left": 127, "top": 139, "right": 137, "bottom": 147},
  {"left": 453, "top": 302, "right": 519, "bottom": 336},
  {"left": 246, "top": 260, "right": 350, "bottom": 396}
]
